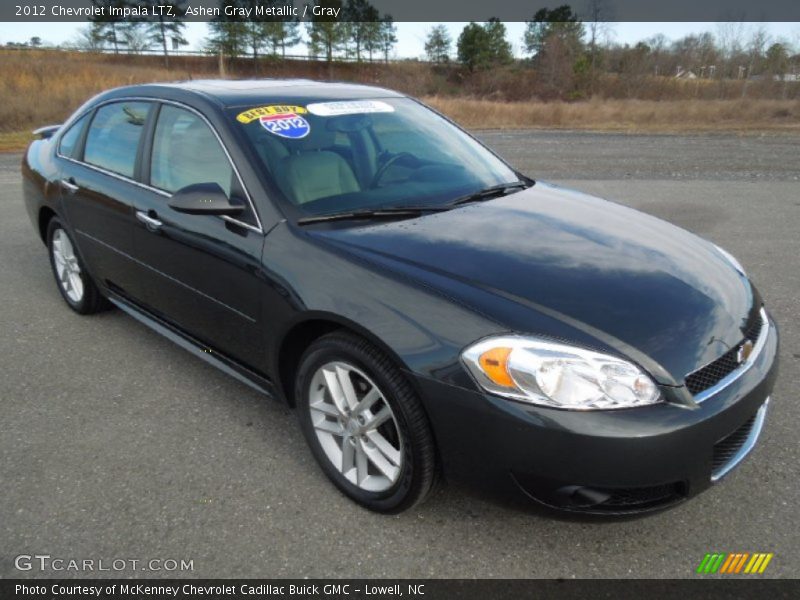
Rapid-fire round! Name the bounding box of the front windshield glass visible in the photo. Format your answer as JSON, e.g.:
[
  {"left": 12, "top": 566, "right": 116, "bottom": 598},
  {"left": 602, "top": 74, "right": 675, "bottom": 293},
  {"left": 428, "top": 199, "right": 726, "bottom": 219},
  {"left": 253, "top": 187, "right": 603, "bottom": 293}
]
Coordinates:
[{"left": 232, "top": 97, "right": 519, "bottom": 216}]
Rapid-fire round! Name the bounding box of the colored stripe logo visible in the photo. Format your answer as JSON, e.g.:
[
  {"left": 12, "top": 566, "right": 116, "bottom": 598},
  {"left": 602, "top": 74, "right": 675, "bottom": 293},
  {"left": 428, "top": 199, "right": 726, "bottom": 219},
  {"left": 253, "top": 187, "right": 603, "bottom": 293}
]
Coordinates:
[{"left": 696, "top": 552, "right": 774, "bottom": 574}]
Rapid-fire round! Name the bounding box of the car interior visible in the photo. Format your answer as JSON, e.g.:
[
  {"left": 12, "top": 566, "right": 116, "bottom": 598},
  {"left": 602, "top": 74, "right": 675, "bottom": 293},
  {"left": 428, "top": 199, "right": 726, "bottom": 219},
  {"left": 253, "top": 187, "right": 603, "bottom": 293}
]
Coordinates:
[{"left": 246, "top": 112, "right": 478, "bottom": 214}]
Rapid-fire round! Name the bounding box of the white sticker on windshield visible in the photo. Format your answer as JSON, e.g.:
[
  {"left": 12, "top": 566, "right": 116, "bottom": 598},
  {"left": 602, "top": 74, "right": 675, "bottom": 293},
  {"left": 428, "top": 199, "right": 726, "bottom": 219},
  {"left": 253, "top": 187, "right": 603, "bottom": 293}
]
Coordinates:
[{"left": 306, "top": 100, "right": 395, "bottom": 117}]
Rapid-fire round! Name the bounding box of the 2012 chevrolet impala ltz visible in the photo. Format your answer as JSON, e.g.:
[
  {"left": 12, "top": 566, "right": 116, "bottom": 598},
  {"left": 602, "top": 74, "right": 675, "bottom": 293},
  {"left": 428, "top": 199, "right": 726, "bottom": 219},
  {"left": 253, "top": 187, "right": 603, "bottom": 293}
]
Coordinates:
[{"left": 22, "top": 80, "right": 778, "bottom": 515}]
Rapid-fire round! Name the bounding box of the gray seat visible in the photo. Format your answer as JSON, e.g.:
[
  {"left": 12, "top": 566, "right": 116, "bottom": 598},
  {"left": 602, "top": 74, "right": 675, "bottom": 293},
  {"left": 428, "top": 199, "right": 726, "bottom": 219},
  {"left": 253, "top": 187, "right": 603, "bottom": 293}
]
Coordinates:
[
  {"left": 275, "top": 127, "right": 359, "bottom": 205},
  {"left": 254, "top": 135, "right": 289, "bottom": 175}
]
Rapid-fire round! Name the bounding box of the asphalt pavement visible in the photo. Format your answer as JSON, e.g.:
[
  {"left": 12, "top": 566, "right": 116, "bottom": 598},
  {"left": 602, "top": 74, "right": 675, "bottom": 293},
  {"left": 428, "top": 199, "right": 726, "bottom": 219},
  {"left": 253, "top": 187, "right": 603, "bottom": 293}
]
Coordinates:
[{"left": 1, "top": 131, "right": 798, "bottom": 578}]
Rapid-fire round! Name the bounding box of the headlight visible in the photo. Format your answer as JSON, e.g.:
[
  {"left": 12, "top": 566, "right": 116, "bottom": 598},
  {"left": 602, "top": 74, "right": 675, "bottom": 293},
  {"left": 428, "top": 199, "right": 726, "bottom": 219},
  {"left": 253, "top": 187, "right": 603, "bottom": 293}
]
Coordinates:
[
  {"left": 461, "top": 336, "right": 661, "bottom": 410},
  {"left": 713, "top": 243, "right": 746, "bottom": 276}
]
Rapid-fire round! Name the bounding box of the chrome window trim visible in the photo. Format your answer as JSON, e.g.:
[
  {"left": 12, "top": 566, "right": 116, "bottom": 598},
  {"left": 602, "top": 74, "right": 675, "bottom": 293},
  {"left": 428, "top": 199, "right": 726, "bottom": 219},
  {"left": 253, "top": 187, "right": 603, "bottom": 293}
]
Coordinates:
[
  {"left": 693, "top": 307, "right": 770, "bottom": 403},
  {"left": 54, "top": 96, "right": 264, "bottom": 234},
  {"left": 61, "top": 154, "right": 163, "bottom": 195},
  {"left": 710, "top": 398, "right": 769, "bottom": 482}
]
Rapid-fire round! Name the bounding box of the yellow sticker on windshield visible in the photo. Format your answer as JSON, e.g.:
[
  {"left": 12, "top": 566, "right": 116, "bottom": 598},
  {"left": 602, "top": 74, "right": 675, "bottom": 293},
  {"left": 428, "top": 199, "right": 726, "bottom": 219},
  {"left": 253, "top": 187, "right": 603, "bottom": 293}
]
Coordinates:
[{"left": 236, "top": 105, "right": 308, "bottom": 124}]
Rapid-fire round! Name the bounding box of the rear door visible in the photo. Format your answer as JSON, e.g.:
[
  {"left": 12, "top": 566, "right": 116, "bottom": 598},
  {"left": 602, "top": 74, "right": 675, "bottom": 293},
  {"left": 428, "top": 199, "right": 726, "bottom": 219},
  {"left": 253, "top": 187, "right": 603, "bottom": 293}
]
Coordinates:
[
  {"left": 130, "top": 102, "right": 266, "bottom": 366},
  {"left": 58, "top": 101, "right": 154, "bottom": 301}
]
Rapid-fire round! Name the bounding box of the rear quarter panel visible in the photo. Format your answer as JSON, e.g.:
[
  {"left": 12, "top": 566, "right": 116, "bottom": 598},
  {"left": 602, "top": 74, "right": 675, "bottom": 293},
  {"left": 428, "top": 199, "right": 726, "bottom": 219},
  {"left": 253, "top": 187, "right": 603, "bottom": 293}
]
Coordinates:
[{"left": 21, "top": 138, "right": 62, "bottom": 242}]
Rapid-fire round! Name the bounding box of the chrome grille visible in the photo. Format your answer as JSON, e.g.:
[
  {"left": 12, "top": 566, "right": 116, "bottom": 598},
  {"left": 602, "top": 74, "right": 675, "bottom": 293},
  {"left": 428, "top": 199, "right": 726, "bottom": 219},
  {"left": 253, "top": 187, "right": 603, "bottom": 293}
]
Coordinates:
[{"left": 685, "top": 308, "right": 766, "bottom": 397}]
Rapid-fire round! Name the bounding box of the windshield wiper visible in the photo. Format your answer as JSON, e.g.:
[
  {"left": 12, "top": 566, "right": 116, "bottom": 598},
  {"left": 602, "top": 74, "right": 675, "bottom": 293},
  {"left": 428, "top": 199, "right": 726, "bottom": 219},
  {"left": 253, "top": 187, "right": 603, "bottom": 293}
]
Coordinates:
[
  {"left": 297, "top": 205, "right": 449, "bottom": 225},
  {"left": 296, "top": 181, "right": 531, "bottom": 225},
  {"left": 448, "top": 181, "right": 531, "bottom": 207}
]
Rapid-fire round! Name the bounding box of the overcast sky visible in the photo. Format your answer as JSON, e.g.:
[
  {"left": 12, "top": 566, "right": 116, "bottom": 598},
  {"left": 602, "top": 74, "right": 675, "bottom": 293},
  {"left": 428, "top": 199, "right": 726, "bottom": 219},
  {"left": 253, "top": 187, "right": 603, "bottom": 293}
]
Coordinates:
[{"left": 0, "top": 22, "right": 798, "bottom": 58}]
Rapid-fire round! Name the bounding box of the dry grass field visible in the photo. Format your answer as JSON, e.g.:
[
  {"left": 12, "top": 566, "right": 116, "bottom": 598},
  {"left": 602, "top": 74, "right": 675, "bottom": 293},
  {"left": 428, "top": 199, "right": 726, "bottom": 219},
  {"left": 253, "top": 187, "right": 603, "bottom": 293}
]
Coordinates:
[
  {"left": 426, "top": 96, "right": 800, "bottom": 133},
  {"left": 1, "top": 49, "right": 799, "bottom": 151},
  {"left": 0, "top": 50, "right": 189, "bottom": 149}
]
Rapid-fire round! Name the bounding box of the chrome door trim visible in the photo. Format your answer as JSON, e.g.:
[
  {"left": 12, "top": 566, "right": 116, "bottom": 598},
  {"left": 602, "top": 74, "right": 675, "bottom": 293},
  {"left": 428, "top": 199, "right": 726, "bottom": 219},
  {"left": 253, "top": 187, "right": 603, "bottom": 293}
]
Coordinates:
[
  {"left": 135, "top": 210, "right": 163, "bottom": 231},
  {"left": 59, "top": 178, "right": 80, "bottom": 193}
]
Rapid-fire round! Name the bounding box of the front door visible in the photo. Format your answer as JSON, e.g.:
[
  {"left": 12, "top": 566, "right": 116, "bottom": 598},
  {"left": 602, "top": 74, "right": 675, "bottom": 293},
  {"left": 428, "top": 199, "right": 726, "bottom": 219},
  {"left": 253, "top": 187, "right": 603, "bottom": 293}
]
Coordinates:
[{"left": 130, "top": 103, "right": 265, "bottom": 367}]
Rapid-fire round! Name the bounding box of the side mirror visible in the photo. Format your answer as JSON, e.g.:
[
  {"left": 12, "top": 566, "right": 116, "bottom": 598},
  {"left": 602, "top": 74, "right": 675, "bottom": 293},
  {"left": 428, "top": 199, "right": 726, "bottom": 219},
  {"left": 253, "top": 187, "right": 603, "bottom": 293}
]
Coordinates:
[{"left": 168, "top": 183, "right": 245, "bottom": 216}]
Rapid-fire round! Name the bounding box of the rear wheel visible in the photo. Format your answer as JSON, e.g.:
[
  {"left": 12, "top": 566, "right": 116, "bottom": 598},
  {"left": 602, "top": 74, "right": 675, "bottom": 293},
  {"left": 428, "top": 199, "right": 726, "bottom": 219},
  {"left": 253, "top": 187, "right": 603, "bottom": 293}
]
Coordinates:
[
  {"left": 296, "top": 332, "right": 437, "bottom": 513},
  {"left": 47, "top": 218, "right": 109, "bottom": 314}
]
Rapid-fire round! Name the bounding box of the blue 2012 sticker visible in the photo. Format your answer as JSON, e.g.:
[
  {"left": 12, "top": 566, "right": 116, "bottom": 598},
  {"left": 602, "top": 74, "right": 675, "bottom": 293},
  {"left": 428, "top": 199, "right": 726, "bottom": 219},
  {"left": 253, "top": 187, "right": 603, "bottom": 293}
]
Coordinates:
[{"left": 259, "top": 113, "right": 310, "bottom": 139}]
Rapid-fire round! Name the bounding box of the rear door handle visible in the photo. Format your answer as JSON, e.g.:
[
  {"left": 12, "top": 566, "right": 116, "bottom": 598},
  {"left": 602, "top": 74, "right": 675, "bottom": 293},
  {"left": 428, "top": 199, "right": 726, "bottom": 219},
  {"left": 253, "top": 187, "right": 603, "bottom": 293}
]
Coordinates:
[
  {"left": 136, "top": 210, "right": 163, "bottom": 232},
  {"left": 60, "top": 178, "right": 79, "bottom": 194}
]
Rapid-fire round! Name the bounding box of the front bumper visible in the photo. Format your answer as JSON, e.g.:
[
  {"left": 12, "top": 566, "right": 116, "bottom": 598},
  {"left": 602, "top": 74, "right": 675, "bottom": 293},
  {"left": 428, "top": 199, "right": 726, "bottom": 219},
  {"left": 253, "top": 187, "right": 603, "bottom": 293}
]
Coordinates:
[{"left": 414, "top": 314, "right": 779, "bottom": 515}]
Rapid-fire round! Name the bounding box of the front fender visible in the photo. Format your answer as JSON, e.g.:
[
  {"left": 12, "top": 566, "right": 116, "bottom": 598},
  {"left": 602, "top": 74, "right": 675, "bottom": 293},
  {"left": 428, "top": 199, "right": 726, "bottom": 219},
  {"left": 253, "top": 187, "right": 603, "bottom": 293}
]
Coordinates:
[{"left": 262, "top": 222, "right": 501, "bottom": 392}]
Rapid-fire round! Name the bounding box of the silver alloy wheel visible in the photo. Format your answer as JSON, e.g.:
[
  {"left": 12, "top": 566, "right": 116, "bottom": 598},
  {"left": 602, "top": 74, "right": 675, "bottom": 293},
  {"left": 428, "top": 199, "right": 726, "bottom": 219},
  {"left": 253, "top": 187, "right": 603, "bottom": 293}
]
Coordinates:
[
  {"left": 51, "top": 229, "right": 84, "bottom": 303},
  {"left": 308, "top": 361, "right": 404, "bottom": 492}
]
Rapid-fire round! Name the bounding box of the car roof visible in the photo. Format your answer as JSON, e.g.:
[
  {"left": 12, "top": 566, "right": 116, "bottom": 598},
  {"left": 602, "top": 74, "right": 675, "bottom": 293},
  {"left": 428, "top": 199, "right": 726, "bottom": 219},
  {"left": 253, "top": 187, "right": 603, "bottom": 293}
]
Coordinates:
[{"left": 127, "top": 79, "right": 405, "bottom": 108}]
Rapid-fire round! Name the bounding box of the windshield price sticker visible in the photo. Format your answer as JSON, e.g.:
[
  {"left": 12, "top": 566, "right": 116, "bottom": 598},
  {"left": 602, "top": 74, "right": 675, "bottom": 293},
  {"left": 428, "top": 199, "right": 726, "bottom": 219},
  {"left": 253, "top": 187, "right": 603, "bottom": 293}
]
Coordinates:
[
  {"left": 306, "top": 100, "right": 395, "bottom": 117},
  {"left": 236, "top": 105, "right": 308, "bottom": 123},
  {"left": 237, "top": 105, "right": 311, "bottom": 139}
]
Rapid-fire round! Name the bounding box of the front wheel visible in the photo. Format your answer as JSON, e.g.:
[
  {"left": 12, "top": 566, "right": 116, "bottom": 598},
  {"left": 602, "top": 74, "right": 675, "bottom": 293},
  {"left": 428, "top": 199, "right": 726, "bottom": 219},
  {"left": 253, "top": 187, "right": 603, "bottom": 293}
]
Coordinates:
[
  {"left": 47, "top": 218, "right": 109, "bottom": 314},
  {"left": 295, "top": 332, "right": 438, "bottom": 513}
]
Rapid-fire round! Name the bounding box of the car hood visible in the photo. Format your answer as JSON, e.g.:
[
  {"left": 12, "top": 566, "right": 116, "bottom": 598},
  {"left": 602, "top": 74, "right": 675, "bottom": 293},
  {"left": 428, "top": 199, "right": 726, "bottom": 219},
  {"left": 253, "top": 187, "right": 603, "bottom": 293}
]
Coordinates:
[{"left": 309, "top": 183, "right": 756, "bottom": 385}]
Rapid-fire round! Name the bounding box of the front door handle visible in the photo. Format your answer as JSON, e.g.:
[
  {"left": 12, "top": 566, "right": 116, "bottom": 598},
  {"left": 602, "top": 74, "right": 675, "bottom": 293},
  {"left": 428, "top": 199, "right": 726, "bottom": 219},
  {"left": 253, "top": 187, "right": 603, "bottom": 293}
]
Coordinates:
[
  {"left": 136, "top": 210, "right": 163, "bottom": 232},
  {"left": 60, "top": 178, "right": 79, "bottom": 194}
]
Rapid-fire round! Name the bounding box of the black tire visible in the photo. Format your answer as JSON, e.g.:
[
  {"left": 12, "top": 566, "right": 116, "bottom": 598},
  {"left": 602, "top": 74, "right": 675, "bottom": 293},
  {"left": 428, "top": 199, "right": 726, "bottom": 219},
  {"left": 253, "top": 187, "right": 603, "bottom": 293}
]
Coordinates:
[
  {"left": 295, "top": 331, "right": 438, "bottom": 513},
  {"left": 47, "top": 218, "right": 110, "bottom": 315}
]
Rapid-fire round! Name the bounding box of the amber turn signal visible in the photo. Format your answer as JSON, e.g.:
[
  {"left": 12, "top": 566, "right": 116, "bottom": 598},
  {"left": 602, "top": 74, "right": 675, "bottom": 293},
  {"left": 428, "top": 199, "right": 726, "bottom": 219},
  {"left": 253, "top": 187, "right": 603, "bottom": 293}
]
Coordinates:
[{"left": 478, "top": 347, "right": 515, "bottom": 388}]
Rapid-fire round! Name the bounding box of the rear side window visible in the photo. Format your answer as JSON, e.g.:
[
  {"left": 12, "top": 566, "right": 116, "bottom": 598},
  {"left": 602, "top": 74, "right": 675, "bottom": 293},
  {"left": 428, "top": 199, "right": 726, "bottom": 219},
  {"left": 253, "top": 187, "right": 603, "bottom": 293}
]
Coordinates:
[
  {"left": 57, "top": 114, "right": 88, "bottom": 159},
  {"left": 150, "top": 104, "right": 233, "bottom": 197},
  {"left": 84, "top": 102, "right": 150, "bottom": 178}
]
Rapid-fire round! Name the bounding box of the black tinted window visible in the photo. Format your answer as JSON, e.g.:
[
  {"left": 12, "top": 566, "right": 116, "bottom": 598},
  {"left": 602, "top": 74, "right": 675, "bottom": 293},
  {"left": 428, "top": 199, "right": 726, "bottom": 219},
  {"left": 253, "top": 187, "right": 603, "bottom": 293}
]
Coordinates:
[
  {"left": 57, "top": 114, "right": 88, "bottom": 158},
  {"left": 150, "top": 105, "right": 233, "bottom": 197},
  {"left": 84, "top": 102, "right": 150, "bottom": 178}
]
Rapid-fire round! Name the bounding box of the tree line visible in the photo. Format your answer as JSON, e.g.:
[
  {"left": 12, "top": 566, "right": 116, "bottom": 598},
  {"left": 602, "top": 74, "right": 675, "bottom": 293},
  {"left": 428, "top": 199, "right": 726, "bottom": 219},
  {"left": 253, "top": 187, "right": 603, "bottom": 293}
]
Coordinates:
[
  {"left": 76, "top": 0, "right": 396, "bottom": 66},
  {"left": 426, "top": 8, "right": 798, "bottom": 98},
  {"left": 81, "top": 1, "right": 190, "bottom": 68},
  {"left": 206, "top": 0, "right": 396, "bottom": 63},
  {"left": 33, "top": 1, "right": 799, "bottom": 100}
]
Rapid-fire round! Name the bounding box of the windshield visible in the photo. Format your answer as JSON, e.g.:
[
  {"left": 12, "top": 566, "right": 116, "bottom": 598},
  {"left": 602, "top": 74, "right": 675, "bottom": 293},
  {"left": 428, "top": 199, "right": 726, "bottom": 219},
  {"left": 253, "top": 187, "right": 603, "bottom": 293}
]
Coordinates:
[{"left": 232, "top": 97, "right": 519, "bottom": 217}]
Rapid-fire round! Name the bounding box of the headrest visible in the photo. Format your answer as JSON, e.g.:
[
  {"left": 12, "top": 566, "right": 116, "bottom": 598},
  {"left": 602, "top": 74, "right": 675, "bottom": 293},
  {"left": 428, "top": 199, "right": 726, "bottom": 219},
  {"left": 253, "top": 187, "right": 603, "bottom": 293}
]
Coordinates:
[{"left": 285, "top": 123, "right": 335, "bottom": 153}]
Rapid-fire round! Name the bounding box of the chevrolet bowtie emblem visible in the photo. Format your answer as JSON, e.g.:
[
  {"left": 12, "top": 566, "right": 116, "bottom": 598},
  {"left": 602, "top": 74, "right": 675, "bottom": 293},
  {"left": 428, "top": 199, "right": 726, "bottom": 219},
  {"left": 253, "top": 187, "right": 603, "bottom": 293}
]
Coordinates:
[{"left": 737, "top": 340, "right": 755, "bottom": 364}]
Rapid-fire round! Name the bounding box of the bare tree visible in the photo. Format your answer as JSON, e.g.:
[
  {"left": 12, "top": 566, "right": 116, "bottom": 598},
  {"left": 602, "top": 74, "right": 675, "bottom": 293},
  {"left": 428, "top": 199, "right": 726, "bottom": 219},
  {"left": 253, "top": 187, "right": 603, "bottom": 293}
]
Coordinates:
[
  {"left": 74, "top": 24, "right": 106, "bottom": 52},
  {"left": 716, "top": 21, "right": 746, "bottom": 78},
  {"left": 716, "top": 22, "right": 745, "bottom": 58},
  {"left": 121, "top": 23, "right": 152, "bottom": 54},
  {"left": 584, "top": 0, "right": 612, "bottom": 91},
  {"left": 646, "top": 33, "right": 668, "bottom": 76},
  {"left": 747, "top": 25, "right": 770, "bottom": 72},
  {"left": 742, "top": 25, "right": 770, "bottom": 97}
]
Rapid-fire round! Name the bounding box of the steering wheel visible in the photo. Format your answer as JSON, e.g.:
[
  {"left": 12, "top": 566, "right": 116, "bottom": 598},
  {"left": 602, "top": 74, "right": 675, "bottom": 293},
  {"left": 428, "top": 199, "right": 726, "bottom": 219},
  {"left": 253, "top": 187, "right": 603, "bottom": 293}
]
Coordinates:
[{"left": 370, "top": 152, "right": 417, "bottom": 188}]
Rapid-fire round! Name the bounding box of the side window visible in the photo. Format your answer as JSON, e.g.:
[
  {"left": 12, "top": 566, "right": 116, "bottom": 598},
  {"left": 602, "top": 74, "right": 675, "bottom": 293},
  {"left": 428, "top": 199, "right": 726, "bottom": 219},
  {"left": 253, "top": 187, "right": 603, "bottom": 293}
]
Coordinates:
[
  {"left": 84, "top": 102, "right": 150, "bottom": 178},
  {"left": 57, "top": 114, "right": 88, "bottom": 159},
  {"left": 150, "top": 105, "right": 233, "bottom": 198}
]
